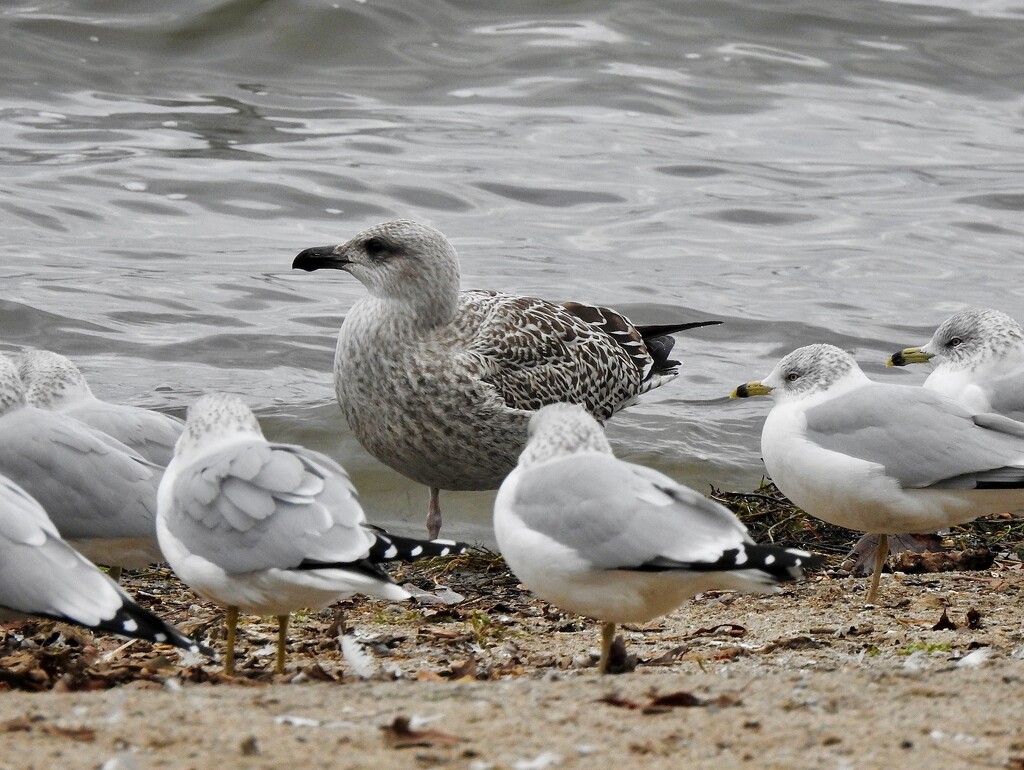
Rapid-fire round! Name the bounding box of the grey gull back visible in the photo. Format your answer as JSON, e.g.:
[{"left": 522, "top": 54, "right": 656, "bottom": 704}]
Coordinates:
[
  {"left": 0, "top": 354, "right": 162, "bottom": 569},
  {"left": 17, "top": 349, "right": 183, "bottom": 466}
]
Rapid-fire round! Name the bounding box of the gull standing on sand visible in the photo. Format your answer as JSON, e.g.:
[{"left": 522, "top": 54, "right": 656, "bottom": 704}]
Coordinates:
[
  {"left": 888, "top": 308, "right": 1024, "bottom": 420},
  {"left": 494, "top": 403, "right": 814, "bottom": 674},
  {"left": 17, "top": 349, "right": 184, "bottom": 466},
  {"left": 292, "top": 219, "right": 719, "bottom": 539},
  {"left": 731, "top": 343, "right": 1024, "bottom": 602},
  {"left": 842, "top": 308, "right": 1024, "bottom": 570},
  {"left": 0, "top": 472, "right": 212, "bottom": 657},
  {"left": 0, "top": 355, "right": 162, "bottom": 569},
  {"left": 157, "top": 392, "right": 468, "bottom": 675}
]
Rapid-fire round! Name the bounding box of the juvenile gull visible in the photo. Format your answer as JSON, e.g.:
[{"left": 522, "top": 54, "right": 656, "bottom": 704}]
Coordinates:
[
  {"left": 888, "top": 308, "right": 1024, "bottom": 420},
  {"left": 292, "top": 219, "right": 720, "bottom": 538},
  {"left": 157, "top": 392, "right": 469, "bottom": 675},
  {"left": 731, "top": 343, "right": 1024, "bottom": 602},
  {"left": 0, "top": 354, "right": 162, "bottom": 569},
  {"left": 18, "top": 349, "right": 184, "bottom": 466},
  {"left": 0, "top": 472, "right": 212, "bottom": 657},
  {"left": 493, "top": 403, "right": 814, "bottom": 674}
]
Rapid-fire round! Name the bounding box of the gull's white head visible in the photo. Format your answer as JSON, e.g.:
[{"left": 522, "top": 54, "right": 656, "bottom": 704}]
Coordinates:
[
  {"left": 16, "top": 349, "right": 93, "bottom": 409},
  {"left": 292, "top": 220, "right": 462, "bottom": 326},
  {"left": 175, "top": 392, "right": 264, "bottom": 459},
  {"left": 732, "top": 344, "right": 866, "bottom": 403},
  {"left": 0, "top": 355, "right": 27, "bottom": 416},
  {"left": 921, "top": 308, "right": 1024, "bottom": 370},
  {"left": 517, "top": 403, "right": 613, "bottom": 468}
]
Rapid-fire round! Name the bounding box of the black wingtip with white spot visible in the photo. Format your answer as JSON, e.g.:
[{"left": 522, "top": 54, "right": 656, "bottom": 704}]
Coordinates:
[
  {"left": 91, "top": 600, "right": 216, "bottom": 659},
  {"left": 734, "top": 543, "right": 824, "bottom": 581},
  {"left": 366, "top": 529, "right": 473, "bottom": 563},
  {"left": 635, "top": 542, "right": 823, "bottom": 582}
]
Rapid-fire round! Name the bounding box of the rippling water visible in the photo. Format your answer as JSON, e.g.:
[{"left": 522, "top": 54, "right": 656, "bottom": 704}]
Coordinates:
[{"left": 3, "top": 0, "right": 1024, "bottom": 541}]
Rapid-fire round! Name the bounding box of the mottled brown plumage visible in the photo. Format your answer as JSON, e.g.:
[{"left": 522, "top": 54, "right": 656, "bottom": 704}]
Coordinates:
[{"left": 293, "top": 220, "right": 717, "bottom": 537}]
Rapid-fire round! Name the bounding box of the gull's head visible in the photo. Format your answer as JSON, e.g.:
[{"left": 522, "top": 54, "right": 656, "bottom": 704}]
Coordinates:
[
  {"left": 888, "top": 308, "right": 1024, "bottom": 371},
  {"left": 0, "top": 354, "right": 27, "bottom": 416},
  {"left": 518, "top": 403, "right": 613, "bottom": 467},
  {"left": 731, "top": 344, "right": 864, "bottom": 403},
  {"left": 175, "top": 392, "right": 264, "bottom": 459},
  {"left": 292, "top": 220, "right": 461, "bottom": 321},
  {"left": 16, "top": 349, "right": 93, "bottom": 409}
]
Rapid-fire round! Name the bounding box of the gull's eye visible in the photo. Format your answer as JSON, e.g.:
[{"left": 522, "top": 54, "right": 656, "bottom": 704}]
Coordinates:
[
  {"left": 786, "top": 372, "right": 800, "bottom": 382},
  {"left": 363, "top": 237, "right": 387, "bottom": 257},
  {"left": 948, "top": 337, "right": 963, "bottom": 348}
]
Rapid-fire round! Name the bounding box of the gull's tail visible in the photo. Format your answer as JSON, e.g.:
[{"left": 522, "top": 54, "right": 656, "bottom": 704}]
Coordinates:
[{"left": 637, "top": 321, "right": 722, "bottom": 375}]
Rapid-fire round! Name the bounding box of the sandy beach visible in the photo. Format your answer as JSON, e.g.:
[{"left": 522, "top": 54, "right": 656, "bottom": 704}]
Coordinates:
[{"left": 2, "top": 542, "right": 1023, "bottom": 770}]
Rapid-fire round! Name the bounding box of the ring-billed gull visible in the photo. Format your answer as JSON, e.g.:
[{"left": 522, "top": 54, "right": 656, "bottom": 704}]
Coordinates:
[
  {"left": 17, "top": 349, "right": 184, "bottom": 466},
  {"left": 0, "top": 355, "right": 161, "bottom": 569},
  {"left": 0, "top": 472, "right": 212, "bottom": 657},
  {"left": 292, "top": 219, "right": 720, "bottom": 539},
  {"left": 157, "top": 392, "right": 469, "bottom": 675},
  {"left": 731, "top": 343, "right": 1024, "bottom": 602},
  {"left": 493, "top": 403, "right": 815, "bottom": 674},
  {"left": 887, "top": 308, "right": 1024, "bottom": 420}
]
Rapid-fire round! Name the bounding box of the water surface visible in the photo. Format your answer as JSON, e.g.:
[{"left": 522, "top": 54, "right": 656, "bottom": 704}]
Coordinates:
[{"left": 3, "top": 0, "right": 1024, "bottom": 541}]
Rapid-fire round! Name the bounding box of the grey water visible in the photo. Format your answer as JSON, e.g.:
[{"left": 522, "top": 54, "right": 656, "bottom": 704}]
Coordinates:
[{"left": 3, "top": 0, "right": 1024, "bottom": 543}]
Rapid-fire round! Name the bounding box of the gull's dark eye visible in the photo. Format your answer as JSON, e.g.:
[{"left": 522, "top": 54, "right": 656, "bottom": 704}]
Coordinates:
[
  {"left": 786, "top": 372, "right": 800, "bottom": 382},
  {"left": 948, "top": 337, "right": 963, "bottom": 348},
  {"left": 363, "top": 237, "right": 387, "bottom": 258}
]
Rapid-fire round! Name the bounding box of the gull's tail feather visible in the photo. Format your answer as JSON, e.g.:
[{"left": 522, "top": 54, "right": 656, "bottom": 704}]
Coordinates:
[{"left": 638, "top": 321, "right": 721, "bottom": 375}]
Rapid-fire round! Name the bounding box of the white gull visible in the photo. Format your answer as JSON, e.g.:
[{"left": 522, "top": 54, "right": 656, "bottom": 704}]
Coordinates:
[
  {"left": 156, "top": 392, "right": 468, "bottom": 676},
  {"left": 732, "top": 343, "right": 1024, "bottom": 602},
  {"left": 493, "top": 403, "right": 814, "bottom": 674}
]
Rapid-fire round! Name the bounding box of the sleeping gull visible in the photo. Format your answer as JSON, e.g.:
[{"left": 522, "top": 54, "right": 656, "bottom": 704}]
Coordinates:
[
  {"left": 0, "top": 354, "right": 162, "bottom": 569},
  {"left": 292, "top": 219, "right": 720, "bottom": 539},
  {"left": 0, "top": 472, "right": 212, "bottom": 657},
  {"left": 887, "top": 308, "right": 1024, "bottom": 420},
  {"left": 493, "top": 403, "right": 815, "bottom": 674},
  {"left": 731, "top": 343, "right": 1024, "bottom": 602},
  {"left": 17, "top": 349, "right": 184, "bottom": 466},
  {"left": 156, "top": 392, "right": 469, "bottom": 675}
]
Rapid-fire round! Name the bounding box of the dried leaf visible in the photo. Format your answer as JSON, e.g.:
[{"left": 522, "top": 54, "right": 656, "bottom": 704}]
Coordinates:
[
  {"left": 932, "top": 609, "right": 957, "bottom": 631},
  {"left": 965, "top": 608, "right": 982, "bottom": 630},
  {"left": 645, "top": 646, "right": 687, "bottom": 666},
  {"left": 381, "top": 716, "right": 463, "bottom": 748},
  {"left": 685, "top": 624, "right": 746, "bottom": 639},
  {"left": 39, "top": 723, "right": 96, "bottom": 742},
  {"left": 448, "top": 658, "right": 478, "bottom": 680},
  {"left": 643, "top": 692, "right": 703, "bottom": 713},
  {"left": 597, "top": 690, "right": 738, "bottom": 714},
  {"left": 1, "top": 717, "right": 35, "bottom": 733}
]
